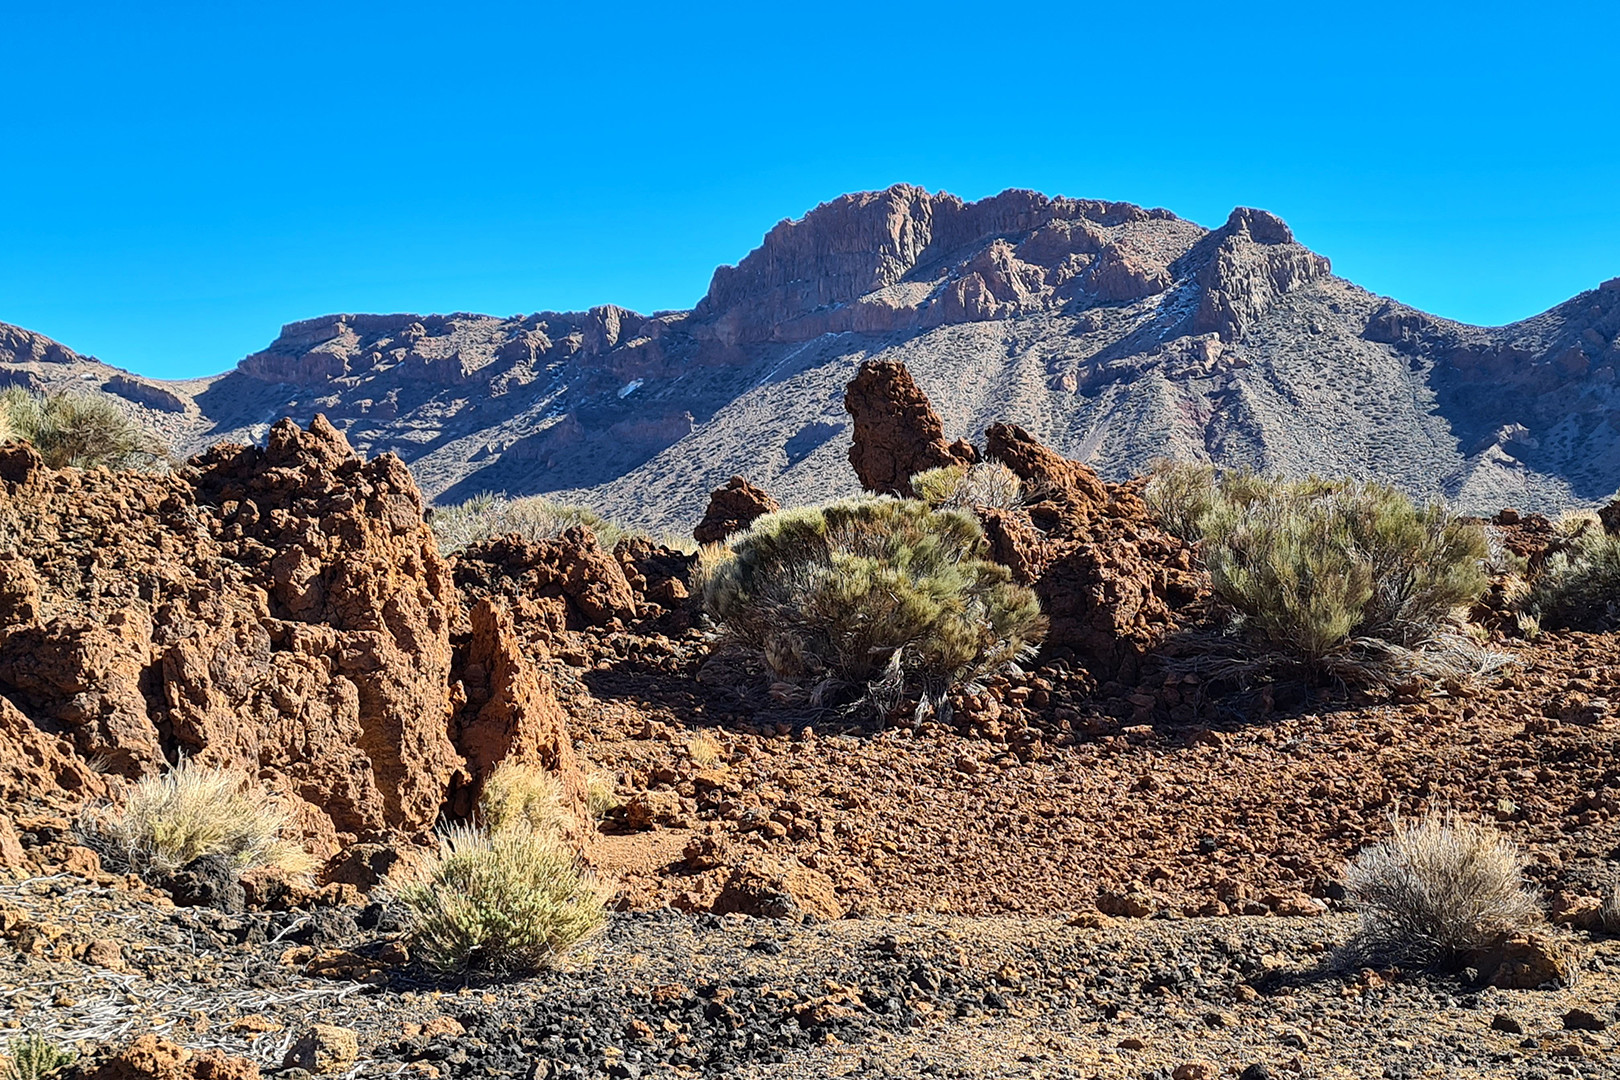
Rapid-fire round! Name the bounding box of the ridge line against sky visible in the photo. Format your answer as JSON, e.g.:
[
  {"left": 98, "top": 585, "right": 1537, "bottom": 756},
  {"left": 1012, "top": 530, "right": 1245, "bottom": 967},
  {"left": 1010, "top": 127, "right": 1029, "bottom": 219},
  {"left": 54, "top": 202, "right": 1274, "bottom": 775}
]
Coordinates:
[{"left": 2, "top": 0, "right": 1617, "bottom": 380}]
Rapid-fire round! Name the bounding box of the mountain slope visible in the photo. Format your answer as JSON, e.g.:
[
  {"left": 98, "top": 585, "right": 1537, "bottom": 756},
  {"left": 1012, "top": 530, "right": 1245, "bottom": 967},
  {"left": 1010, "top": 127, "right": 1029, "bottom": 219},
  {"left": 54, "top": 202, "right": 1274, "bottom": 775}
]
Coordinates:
[{"left": 4, "top": 185, "right": 1618, "bottom": 529}]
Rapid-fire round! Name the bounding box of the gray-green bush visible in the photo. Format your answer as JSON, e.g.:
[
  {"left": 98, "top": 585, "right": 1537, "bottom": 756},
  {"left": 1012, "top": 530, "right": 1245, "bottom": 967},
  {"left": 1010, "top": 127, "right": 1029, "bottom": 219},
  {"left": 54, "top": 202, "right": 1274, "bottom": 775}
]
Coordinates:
[
  {"left": 391, "top": 824, "right": 607, "bottom": 976},
  {"left": 1526, "top": 528, "right": 1620, "bottom": 632},
  {"left": 1205, "top": 480, "right": 1486, "bottom": 662},
  {"left": 0, "top": 387, "right": 165, "bottom": 470},
  {"left": 698, "top": 496, "right": 1046, "bottom": 711},
  {"left": 1, "top": 1035, "right": 74, "bottom": 1080},
  {"left": 430, "top": 492, "right": 641, "bottom": 554}
]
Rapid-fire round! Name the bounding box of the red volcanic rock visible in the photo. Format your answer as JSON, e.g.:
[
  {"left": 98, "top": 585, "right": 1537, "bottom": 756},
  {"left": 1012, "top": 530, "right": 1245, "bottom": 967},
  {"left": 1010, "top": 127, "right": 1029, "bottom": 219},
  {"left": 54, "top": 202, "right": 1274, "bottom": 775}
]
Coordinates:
[
  {"left": 452, "top": 599, "right": 589, "bottom": 836},
  {"left": 89, "top": 1035, "right": 260, "bottom": 1080},
  {"left": 453, "top": 526, "right": 640, "bottom": 631},
  {"left": 844, "top": 360, "right": 976, "bottom": 497},
  {"left": 693, "top": 476, "right": 780, "bottom": 545},
  {"left": 0, "top": 415, "right": 585, "bottom": 865}
]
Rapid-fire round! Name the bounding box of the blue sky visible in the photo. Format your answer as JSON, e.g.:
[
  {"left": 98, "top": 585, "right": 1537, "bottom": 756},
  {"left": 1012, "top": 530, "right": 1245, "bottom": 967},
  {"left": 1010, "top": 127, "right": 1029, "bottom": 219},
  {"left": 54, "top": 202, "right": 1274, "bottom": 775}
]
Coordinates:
[{"left": 2, "top": 1, "right": 1616, "bottom": 380}]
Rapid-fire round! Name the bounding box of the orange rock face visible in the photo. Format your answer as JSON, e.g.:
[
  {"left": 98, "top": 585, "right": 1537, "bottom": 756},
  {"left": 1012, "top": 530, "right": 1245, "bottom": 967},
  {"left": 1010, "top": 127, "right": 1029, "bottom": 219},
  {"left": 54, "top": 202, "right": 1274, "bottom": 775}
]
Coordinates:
[
  {"left": 0, "top": 416, "right": 585, "bottom": 863},
  {"left": 693, "top": 476, "right": 779, "bottom": 545},
  {"left": 843, "top": 360, "right": 976, "bottom": 498}
]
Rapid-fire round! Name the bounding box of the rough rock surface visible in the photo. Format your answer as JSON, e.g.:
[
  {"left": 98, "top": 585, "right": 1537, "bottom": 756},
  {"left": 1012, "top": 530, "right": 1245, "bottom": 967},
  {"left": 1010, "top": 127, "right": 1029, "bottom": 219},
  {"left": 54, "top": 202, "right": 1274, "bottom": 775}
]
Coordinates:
[
  {"left": 0, "top": 417, "right": 582, "bottom": 862},
  {"left": 982, "top": 422, "right": 1200, "bottom": 680},
  {"left": 844, "top": 360, "right": 976, "bottom": 497},
  {"left": 88, "top": 1035, "right": 260, "bottom": 1080},
  {"left": 692, "top": 476, "right": 779, "bottom": 545}
]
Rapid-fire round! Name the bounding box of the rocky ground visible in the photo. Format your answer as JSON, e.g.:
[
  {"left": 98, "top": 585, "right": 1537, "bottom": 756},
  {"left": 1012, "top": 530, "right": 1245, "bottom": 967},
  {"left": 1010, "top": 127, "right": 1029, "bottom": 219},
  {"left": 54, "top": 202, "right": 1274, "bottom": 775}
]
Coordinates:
[
  {"left": 3, "top": 867, "right": 1619, "bottom": 1079},
  {"left": 4, "top": 362, "right": 1620, "bottom": 1078}
]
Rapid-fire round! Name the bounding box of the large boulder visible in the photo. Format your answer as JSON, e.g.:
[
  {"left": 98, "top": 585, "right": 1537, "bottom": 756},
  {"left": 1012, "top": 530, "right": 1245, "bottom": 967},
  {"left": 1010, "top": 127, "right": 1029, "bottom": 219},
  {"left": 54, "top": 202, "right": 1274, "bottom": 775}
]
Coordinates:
[
  {"left": 693, "top": 476, "right": 779, "bottom": 545},
  {"left": 0, "top": 415, "right": 582, "bottom": 863},
  {"left": 844, "top": 360, "right": 976, "bottom": 497}
]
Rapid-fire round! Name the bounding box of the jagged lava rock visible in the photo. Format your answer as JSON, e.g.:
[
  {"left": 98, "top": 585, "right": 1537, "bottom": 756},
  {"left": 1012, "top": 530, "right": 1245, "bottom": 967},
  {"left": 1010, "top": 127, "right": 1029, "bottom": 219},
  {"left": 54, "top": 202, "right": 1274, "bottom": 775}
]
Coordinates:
[
  {"left": 693, "top": 476, "right": 780, "bottom": 545},
  {"left": 0, "top": 416, "right": 585, "bottom": 863},
  {"left": 844, "top": 359, "right": 976, "bottom": 497}
]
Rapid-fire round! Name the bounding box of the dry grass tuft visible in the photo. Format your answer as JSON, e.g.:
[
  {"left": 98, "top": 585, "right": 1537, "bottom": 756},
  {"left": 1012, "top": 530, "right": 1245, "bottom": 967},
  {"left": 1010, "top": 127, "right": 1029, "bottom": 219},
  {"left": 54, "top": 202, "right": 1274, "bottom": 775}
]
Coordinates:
[
  {"left": 390, "top": 824, "right": 608, "bottom": 976},
  {"left": 686, "top": 734, "right": 723, "bottom": 768},
  {"left": 78, "top": 760, "right": 312, "bottom": 880},
  {"left": 584, "top": 771, "right": 619, "bottom": 820},
  {"left": 1344, "top": 813, "right": 1541, "bottom": 966},
  {"left": 477, "top": 762, "right": 568, "bottom": 837}
]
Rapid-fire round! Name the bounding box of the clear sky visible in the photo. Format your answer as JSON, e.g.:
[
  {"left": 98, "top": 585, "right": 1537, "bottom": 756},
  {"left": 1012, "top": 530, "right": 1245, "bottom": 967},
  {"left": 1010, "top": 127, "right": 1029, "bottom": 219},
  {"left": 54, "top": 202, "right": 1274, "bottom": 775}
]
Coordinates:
[{"left": 3, "top": 1, "right": 1617, "bottom": 380}]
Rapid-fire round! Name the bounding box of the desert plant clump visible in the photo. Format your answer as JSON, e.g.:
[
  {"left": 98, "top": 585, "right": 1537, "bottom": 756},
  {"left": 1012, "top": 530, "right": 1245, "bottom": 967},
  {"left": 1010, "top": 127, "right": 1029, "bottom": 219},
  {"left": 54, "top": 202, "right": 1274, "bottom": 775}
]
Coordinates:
[
  {"left": 1200, "top": 477, "right": 1489, "bottom": 681},
  {"left": 77, "top": 759, "right": 312, "bottom": 880},
  {"left": 1, "top": 1035, "right": 74, "bottom": 1080},
  {"left": 1526, "top": 528, "right": 1620, "bottom": 632},
  {"left": 698, "top": 496, "right": 1046, "bottom": 714},
  {"left": 477, "top": 762, "right": 568, "bottom": 837},
  {"left": 430, "top": 492, "right": 642, "bottom": 554},
  {"left": 686, "top": 734, "right": 723, "bottom": 768},
  {"left": 1140, "top": 459, "right": 1219, "bottom": 542},
  {"left": 910, "top": 461, "right": 1024, "bottom": 512},
  {"left": 390, "top": 824, "right": 608, "bottom": 976},
  {"left": 1601, "top": 884, "right": 1620, "bottom": 935},
  {"left": 1344, "top": 813, "right": 1541, "bottom": 967},
  {"left": 584, "top": 772, "right": 619, "bottom": 820},
  {"left": 0, "top": 387, "right": 167, "bottom": 470}
]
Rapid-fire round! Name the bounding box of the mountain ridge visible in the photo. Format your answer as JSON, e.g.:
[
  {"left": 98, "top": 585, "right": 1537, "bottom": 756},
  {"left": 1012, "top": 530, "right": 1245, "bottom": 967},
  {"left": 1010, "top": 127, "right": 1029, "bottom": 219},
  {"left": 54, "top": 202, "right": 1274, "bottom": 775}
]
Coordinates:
[{"left": 3, "top": 184, "right": 1619, "bottom": 528}]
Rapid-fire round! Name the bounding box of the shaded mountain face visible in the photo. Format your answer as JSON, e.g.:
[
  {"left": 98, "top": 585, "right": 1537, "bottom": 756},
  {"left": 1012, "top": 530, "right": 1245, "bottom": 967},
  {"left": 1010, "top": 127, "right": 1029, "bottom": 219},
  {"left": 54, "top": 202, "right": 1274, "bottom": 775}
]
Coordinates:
[{"left": 4, "top": 184, "right": 1619, "bottom": 528}]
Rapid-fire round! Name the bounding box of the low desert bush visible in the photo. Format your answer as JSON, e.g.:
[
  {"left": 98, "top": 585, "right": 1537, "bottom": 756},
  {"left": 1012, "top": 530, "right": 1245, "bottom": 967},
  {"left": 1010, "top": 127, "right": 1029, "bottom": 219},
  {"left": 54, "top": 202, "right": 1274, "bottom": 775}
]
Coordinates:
[
  {"left": 430, "top": 492, "right": 640, "bottom": 554},
  {"left": 584, "top": 771, "right": 619, "bottom": 820},
  {"left": 78, "top": 760, "right": 312, "bottom": 880},
  {"left": 1140, "top": 459, "right": 1219, "bottom": 542},
  {"left": 698, "top": 496, "right": 1046, "bottom": 712},
  {"left": 910, "top": 461, "right": 1023, "bottom": 512},
  {"left": 1344, "top": 813, "right": 1540, "bottom": 967},
  {"left": 1526, "top": 528, "right": 1620, "bottom": 632},
  {"left": 1201, "top": 478, "right": 1488, "bottom": 676},
  {"left": 1, "top": 1035, "right": 74, "bottom": 1080},
  {"left": 477, "top": 762, "right": 567, "bottom": 837},
  {"left": 1601, "top": 884, "right": 1620, "bottom": 935},
  {"left": 391, "top": 824, "right": 607, "bottom": 976},
  {"left": 0, "top": 387, "right": 166, "bottom": 470}
]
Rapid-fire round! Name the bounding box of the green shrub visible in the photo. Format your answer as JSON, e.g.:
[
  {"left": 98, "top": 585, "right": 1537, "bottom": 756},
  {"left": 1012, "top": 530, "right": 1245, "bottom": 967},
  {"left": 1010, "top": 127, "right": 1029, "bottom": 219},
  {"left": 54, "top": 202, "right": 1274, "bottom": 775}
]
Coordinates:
[
  {"left": 1140, "top": 459, "right": 1219, "bottom": 541},
  {"left": 392, "top": 824, "right": 607, "bottom": 976},
  {"left": 0, "top": 387, "right": 166, "bottom": 470},
  {"left": 430, "top": 492, "right": 640, "bottom": 554},
  {"left": 1527, "top": 528, "right": 1620, "bottom": 631},
  {"left": 1344, "top": 813, "right": 1540, "bottom": 966},
  {"left": 78, "top": 759, "right": 313, "bottom": 880},
  {"left": 1202, "top": 479, "right": 1487, "bottom": 669},
  {"left": 2, "top": 1035, "right": 74, "bottom": 1080},
  {"left": 698, "top": 496, "right": 1046, "bottom": 710},
  {"left": 911, "top": 461, "right": 1023, "bottom": 512}
]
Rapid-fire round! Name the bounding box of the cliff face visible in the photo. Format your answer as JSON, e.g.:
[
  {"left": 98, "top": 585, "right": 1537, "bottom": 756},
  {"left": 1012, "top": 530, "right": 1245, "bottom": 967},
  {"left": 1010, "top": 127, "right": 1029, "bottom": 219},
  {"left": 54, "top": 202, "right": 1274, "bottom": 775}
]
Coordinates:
[{"left": 2, "top": 185, "right": 1618, "bottom": 525}]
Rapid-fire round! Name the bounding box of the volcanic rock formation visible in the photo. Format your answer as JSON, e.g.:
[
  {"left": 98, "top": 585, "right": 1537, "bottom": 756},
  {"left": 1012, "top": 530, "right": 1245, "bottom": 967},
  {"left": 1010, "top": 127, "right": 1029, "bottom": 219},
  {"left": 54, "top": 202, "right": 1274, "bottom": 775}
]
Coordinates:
[
  {"left": 0, "top": 416, "right": 597, "bottom": 869},
  {"left": 4, "top": 186, "right": 1620, "bottom": 525}
]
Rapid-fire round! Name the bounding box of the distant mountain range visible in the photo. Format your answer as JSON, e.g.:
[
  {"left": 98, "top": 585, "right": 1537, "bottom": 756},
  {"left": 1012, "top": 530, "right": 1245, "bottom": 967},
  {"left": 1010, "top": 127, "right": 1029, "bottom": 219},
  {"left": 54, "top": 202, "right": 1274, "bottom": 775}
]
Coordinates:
[{"left": 4, "top": 185, "right": 1619, "bottom": 529}]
